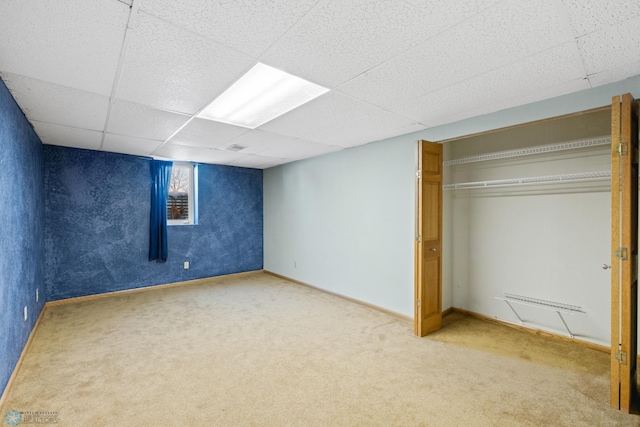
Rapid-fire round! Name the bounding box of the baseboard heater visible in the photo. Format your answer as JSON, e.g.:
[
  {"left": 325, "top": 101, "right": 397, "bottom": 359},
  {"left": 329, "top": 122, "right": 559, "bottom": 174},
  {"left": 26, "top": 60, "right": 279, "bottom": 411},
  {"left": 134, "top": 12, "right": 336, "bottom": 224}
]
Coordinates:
[{"left": 495, "top": 293, "right": 585, "bottom": 338}]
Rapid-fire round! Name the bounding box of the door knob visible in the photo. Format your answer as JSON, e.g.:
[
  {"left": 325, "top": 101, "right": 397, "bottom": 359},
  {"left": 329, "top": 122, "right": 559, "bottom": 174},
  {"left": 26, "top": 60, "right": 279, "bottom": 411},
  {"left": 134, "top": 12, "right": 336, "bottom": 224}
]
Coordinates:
[
  {"left": 431, "top": 248, "right": 437, "bottom": 252},
  {"left": 602, "top": 264, "right": 612, "bottom": 270}
]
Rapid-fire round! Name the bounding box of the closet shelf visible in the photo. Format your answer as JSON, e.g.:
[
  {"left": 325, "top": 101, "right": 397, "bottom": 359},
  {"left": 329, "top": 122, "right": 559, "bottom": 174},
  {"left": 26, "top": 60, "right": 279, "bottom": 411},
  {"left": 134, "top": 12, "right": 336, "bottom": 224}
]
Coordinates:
[
  {"left": 444, "top": 136, "right": 610, "bottom": 166},
  {"left": 444, "top": 171, "right": 610, "bottom": 190}
]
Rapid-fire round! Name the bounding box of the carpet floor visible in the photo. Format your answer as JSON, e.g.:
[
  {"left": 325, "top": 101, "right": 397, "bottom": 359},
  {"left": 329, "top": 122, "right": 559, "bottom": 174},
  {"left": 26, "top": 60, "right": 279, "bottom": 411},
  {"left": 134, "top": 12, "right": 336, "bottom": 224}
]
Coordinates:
[{"left": 1, "top": 272, "right": 638, "bottom": 426}]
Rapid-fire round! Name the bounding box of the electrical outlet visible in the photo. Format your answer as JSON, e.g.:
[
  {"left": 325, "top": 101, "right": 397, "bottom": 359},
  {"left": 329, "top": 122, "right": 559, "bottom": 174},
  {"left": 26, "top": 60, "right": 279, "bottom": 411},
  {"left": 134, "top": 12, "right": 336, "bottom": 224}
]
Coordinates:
[
  {"left": 24, "top": 306, "right": 28, "bottom": 321},
  {"left": 36, "top": 288, "right": 39, "bottom": 303},
  {"left": 184, "top": 261, "right": 189, "bottom": 270}
]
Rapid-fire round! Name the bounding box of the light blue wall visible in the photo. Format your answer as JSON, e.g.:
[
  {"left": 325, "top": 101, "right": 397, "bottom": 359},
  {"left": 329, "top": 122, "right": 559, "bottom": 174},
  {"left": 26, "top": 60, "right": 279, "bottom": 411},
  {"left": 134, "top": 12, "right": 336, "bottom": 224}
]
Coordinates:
[
  {"left": 44, "top": 145, "right": 263, "bottom": 301},
  {"left": 0, "top": 78, "right": 46, "bottom": 397},
  {"left": 264, "top": 139, "right": 416, "bottom": 316}
]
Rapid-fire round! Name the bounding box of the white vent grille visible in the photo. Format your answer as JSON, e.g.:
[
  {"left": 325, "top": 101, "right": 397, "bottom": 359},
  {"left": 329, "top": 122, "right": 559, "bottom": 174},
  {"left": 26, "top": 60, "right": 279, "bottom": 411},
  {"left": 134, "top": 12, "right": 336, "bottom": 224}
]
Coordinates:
[{"left": 225, "top": 144, "right": 246, "bottom": 152}]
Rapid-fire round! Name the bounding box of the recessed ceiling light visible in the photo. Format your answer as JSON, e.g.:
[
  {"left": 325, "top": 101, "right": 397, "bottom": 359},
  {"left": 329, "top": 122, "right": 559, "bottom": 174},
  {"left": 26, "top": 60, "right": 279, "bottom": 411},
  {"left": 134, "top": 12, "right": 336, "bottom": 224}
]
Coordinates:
[{"left": 197, "top": 63, "right": 329, "bottom": 129}]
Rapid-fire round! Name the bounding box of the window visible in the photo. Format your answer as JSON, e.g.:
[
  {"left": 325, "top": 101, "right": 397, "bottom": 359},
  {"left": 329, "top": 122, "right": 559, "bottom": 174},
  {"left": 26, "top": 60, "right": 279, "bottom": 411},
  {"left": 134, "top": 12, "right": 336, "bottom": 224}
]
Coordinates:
[{"left": 167, "top": 163, "right": 197, "bottom": 225}]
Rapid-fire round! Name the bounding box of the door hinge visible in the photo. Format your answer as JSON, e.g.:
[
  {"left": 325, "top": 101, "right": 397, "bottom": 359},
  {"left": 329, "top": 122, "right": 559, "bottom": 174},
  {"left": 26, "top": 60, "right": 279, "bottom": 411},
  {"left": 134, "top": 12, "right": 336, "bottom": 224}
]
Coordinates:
[
  {"left": 616, "top": 247, "right": 628, "bottom": 260},
  {"left": 615, "top": 350, "right": 627, "bottom": 365},
  {"left": 416, "top": 234, "right": 421, "bottom": 243},
  {"left": 416, "top": 170, "right": 421, "bottom": 179},
  {"left": 415, "top": 299, "right": 421, "bottom": 307},
  {"left": 617, "top": 142, "right": 628, "bottom": 155}
]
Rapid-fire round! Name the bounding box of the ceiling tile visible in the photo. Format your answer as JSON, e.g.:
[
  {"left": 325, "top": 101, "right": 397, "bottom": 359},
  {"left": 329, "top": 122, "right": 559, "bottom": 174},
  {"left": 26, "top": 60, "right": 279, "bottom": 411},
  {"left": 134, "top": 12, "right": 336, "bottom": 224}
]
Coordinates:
[
  {"left": 170, "top": 118, "right": 250, "bottom": 148},
  {"left": 334, "top": 123, "right": 428, "bottom": 148},
  {"left": 353, "top": 123, "right": 428, "bottom": 147},
  {"left": 116, "top": 12, "right": 255, "bottom": 114},
  {"left": 588, "top": 61, "right": 640, "bottom": 88},
  {"left": 153, "top": 143, "right": 244, "bottom": 164},
  {"left": 259, "top": 158, "right": 294, "bottom": 169},
  {"left": 489, "top": 77, "right": 592, "bottom": 115},
  {"left": 258, "top": 139, "right": 342, "bottom": 160},
  {"left": 392, "top": 42, "right": 587, "bottom": 124},
  {"left": 424, "top": 78, "right": 592, "bottom": 128},
  {"left": 102, "top": 133, "right": 163, "bottom": 157},
  {"left": 32, "top": 121, "right": 103, "bottom": 150},
  {"left": 338, "top": 0, "right": 575, "bottom": 108},
  {"left": 562, "top": 0, "right": 640, "bottom": 37},
  {"left": 308, "top": 108, "right": 422, "bottom": 146},
  {"left": 107, "top": 100, "right": 191, "bottom": 141},
  {"left": 228, "top": 154, "right": 287, "bottom": 169},
  {"left": 0, "top": 0, "right": 129, "bottom": 95},
  {"left": 259, "top": 91, "right": 380, "bottom": 139},
  {"left": 1, "top": 72, "right": 109, "bottom": 131},
  {"left": 577, "top": 15, "right": 640, "bottom": 76},
  {"left": 138, "top": 0, "right": 320, "bottom": 57},
  {"left": 262, "top": 0, "right": 502, "bottom": 88},
  {"left": 224, "top": 130, "right": 297, "bottom": 155}
]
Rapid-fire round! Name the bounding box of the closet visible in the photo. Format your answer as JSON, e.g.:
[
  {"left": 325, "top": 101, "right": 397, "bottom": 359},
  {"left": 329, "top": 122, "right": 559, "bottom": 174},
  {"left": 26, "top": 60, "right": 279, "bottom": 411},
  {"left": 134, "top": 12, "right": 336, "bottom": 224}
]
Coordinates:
[{"left": 442, "top": 107, "right": 612, "bottom": 347}]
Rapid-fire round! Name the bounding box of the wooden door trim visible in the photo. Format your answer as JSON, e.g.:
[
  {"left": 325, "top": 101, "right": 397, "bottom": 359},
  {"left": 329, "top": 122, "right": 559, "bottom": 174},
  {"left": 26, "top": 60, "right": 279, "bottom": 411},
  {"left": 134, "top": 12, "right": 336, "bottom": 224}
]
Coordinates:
[
  {"left": 611, "top": 94, "right": 622, "bottom": 408},
  {"left": 414, "top": 142, "right": 423, "bottom": 335}
]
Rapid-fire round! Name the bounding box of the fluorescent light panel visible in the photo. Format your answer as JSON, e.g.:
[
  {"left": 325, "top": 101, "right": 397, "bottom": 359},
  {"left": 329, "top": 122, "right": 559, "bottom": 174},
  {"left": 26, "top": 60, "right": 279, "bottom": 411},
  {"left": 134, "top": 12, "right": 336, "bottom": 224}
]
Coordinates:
[{"left": 197, "top": 63, "right": 329, "bottom": 129}]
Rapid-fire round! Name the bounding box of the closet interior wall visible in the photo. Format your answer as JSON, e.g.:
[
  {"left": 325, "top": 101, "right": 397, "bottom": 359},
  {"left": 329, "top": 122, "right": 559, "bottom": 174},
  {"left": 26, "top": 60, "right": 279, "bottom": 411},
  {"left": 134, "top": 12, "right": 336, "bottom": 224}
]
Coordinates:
[{"left": 443, "top": 108, "right": 612, "bottom": 346}]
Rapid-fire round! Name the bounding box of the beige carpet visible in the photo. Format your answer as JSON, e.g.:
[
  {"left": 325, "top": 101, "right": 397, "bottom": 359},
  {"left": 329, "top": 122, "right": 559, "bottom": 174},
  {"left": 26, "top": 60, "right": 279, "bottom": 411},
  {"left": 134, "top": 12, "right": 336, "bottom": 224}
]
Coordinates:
[
  {"left": 1, "top": 272, "right": 638, "bottom": 426},
  {"left": 432, "top": 312, "right": 610, "bottom": 377}
]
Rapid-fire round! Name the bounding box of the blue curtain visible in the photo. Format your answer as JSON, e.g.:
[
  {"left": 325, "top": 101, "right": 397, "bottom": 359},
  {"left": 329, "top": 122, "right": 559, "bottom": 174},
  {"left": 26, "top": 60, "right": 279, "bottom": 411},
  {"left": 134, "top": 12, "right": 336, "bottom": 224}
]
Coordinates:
[{"left": 149, "top": 160, "right": 172, "bottom": 262}]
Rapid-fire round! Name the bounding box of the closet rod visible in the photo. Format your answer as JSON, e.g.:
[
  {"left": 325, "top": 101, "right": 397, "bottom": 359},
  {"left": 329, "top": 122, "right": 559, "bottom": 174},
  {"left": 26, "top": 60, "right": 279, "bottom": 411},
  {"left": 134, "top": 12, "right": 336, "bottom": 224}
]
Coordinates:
[
  {"left": 444, "top": 136, "right": 610, "bottom": 166},
  {"left": 443, "top": 171, "right": 611, "bottom": 190}
]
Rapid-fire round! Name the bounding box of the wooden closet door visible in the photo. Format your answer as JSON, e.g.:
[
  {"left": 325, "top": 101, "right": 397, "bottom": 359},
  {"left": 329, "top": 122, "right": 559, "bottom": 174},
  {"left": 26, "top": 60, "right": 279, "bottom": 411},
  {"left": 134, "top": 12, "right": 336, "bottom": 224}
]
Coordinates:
[
  {"left": 415, "top": 140, "right": 443, "bottom": 336},
  {"left": 611, "top": 93, "right": 639, "bottom": 412}
]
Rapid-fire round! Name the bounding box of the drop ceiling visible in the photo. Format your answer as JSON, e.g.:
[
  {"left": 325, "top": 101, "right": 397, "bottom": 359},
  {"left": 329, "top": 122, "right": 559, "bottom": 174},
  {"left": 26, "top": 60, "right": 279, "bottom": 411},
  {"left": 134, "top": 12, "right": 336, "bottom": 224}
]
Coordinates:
[{"left": 1, "top": 0, "right": 639, "bottom": 169}]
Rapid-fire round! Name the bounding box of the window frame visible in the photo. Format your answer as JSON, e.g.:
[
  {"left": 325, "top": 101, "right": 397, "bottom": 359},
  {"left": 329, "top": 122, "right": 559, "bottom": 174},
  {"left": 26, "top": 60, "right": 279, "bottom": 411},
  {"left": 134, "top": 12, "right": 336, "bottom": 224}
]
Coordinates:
[{"left": 167, "top": 162, "right": 197, "bottom": 226}]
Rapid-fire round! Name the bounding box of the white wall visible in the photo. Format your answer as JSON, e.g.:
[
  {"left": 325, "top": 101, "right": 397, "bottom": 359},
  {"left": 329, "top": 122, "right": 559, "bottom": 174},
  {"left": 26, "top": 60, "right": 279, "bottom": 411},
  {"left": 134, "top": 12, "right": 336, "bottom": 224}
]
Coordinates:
[{"left": 263, "top": 75, "right": 640, "bottom": 324}]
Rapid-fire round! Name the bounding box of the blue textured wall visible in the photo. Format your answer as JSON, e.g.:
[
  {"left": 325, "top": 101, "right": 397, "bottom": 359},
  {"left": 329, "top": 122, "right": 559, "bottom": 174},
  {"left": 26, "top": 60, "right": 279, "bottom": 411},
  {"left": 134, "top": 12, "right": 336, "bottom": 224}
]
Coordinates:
[
  {"left": 44, "top": 146, "right": 263, "bottom": 301},
  {"left": 0, "top": 79, "right": 46, "bottom": 396}
]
